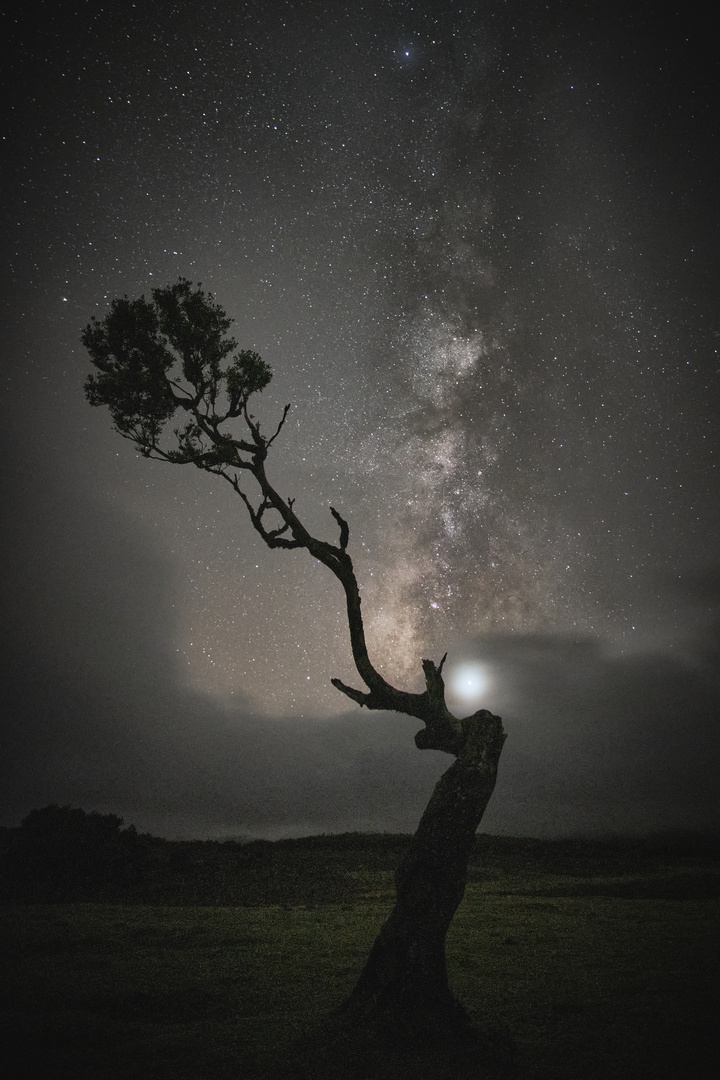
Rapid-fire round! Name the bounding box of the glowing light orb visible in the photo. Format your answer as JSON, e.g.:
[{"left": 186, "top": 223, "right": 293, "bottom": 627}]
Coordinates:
[{"left": 448, "top": 662, "right": 488, "bottom": 705}]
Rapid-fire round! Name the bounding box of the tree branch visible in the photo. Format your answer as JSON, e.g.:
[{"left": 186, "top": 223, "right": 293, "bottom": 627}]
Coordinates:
[
  {"left": 83, "top": 281, "right": 489, "bottom": 763},
  {"left": 330, "top": 678, "right": 373, "bottom": 707},
  {"left": 266, "top": 403, "right": 291, "bottom": 448},
  {"left": 330, "top": 506, "right": 349, "bottom": 551}
]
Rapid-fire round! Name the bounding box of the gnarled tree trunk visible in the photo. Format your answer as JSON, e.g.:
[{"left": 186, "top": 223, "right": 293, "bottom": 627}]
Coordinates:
[
  {"left": 338, "top": 713, "right": 505, "bottom": 1043},
  {"left": 213, "top": 484, "right": 510, "bottom": 1073},
  {"left": 282, "top": 705, "right": 509, "bottom": 1080},
  {"left": 270, "top": 511, "right": 510, "bottom": 1075}
]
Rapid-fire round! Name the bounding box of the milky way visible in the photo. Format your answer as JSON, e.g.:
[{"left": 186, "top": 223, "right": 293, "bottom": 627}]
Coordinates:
[{"left": 2, "top": 0, "right": 719, "bottom": 836}]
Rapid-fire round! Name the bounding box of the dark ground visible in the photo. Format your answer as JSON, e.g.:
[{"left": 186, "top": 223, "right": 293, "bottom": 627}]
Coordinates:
[{"left": 1, "top": 809, "right": 718, "bottom": 1078}]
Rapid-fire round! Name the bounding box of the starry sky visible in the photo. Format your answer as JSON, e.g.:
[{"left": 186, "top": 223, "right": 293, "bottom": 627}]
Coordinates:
[{"left": 2, "top": 0, "right": 719, "bottom": 839}]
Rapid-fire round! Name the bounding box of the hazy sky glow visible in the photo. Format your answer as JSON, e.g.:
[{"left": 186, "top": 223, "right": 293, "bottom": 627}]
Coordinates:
[{"left": 2, "top": 0, "right": 719, "bottom": 839}]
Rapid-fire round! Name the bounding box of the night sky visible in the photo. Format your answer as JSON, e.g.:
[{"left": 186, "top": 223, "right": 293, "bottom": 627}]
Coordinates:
[{"left": 2, "top": 0, "right": 719, "bottom": 839}]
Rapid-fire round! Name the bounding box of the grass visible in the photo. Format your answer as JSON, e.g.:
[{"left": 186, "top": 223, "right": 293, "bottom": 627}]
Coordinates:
[
  {"left": 1, "top": 840, "right": 718, "bottom": 1079},
  {"left": 451, "top": 888, "right": 719, "bottom": 1079}
]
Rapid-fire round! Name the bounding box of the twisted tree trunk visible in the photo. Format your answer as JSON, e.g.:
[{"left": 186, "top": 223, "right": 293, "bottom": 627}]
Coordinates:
[
  {"left": 337, "top": 709, "right": 506, "bottom": 1043},
  {"left": 283, "top": 705, "right": 509, "bottom": 1080},
  {"left": 195, "top": 453, "right": 510, "bottom": 1071},
  {"left": 260, "top": 503, "right": 509, "bottom": 1072},
  {"left": 228, "top": 486, "right": 510, "bottom": 1072}
]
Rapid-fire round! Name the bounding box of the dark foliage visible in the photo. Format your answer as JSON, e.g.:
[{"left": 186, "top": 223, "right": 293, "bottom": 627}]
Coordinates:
[
  {"left": 3, "top": 807, "right": 719, "bottom": 906},
  {"left": 83, "top": 279, "right": 271, "bottom": 460},
  {"left": 0, "top": 806, "right": 356, "bottom": 905},
  {"left": 0, "top": 805, "right": 155, "bottom": 902}
]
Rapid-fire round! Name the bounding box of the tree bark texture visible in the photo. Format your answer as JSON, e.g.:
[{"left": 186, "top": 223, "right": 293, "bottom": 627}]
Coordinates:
[
  {"left": 337, "top": 709, "right": 506, "bottom": 1043},
  {"left": 281, "top": 710, "right": 510, "bottom": 1080}
]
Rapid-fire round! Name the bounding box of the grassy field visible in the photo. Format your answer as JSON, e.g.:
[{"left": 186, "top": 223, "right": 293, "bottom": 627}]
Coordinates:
[{"left": 1, "top": 836, "right": 719, "bottom": 1079}]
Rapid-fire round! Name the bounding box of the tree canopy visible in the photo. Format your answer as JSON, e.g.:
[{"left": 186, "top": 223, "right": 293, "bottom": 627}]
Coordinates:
[{"left": 83, "top": 278, "right": 273, "bottom": 466}]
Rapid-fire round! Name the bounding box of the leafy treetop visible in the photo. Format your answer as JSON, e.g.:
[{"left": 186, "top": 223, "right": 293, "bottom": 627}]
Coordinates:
[{"left": 83, "top": 278, "right": 273, "bottom": 465}]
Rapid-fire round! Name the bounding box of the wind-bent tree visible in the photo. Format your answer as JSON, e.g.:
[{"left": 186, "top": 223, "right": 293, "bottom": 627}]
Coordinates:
[{"left": 83, "top": 280, "right": 508, "bottom": 1076}]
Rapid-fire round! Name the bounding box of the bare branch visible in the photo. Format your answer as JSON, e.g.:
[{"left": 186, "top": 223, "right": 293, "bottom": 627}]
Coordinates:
[
  {"left": 330, "top": 678, "right": 371, "bottom": 707},
  {"left": 242, "top": 403, "right": 265, "bottom": 451},
  {"left": 330, "top": 506, "right": 349, "bottom": 551},
  {"left": 266, "top": 403, "right": 292, "bottom": 448},
  {"left": 220, "top": 478, "right": 302, "bottom": 549}
]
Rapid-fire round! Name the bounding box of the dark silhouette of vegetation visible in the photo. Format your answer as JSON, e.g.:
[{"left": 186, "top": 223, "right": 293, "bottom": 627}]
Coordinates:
[
  {"left": 82, "top": 279, "right": 507, "bottom": 1074},
  {"left": 0, "top": 805, "right": 361, "bottom": 906},
  {"left": 4, "top": 806, "right": 718, "bottom": 909},
  {"left": 1, "top": 805, "right": 154, "bottom": 902}
]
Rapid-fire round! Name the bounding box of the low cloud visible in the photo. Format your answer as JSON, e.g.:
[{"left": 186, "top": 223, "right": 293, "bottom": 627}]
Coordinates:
[{"left": 2, "top": 466, "right": 718, "bottom": 839}]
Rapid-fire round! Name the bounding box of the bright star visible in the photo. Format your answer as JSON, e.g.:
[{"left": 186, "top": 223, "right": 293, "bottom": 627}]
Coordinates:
[{"left": 448, "top": 663, "right": 488, "bottom": 706}]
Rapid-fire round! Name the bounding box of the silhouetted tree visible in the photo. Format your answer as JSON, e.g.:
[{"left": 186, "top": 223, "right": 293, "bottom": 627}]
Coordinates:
[
  {"left": 3, "top": 804, "right": 146, "bottom": 901},
  {"left": 83, "top": 280, "right": 508, "bottom": 1076}
]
